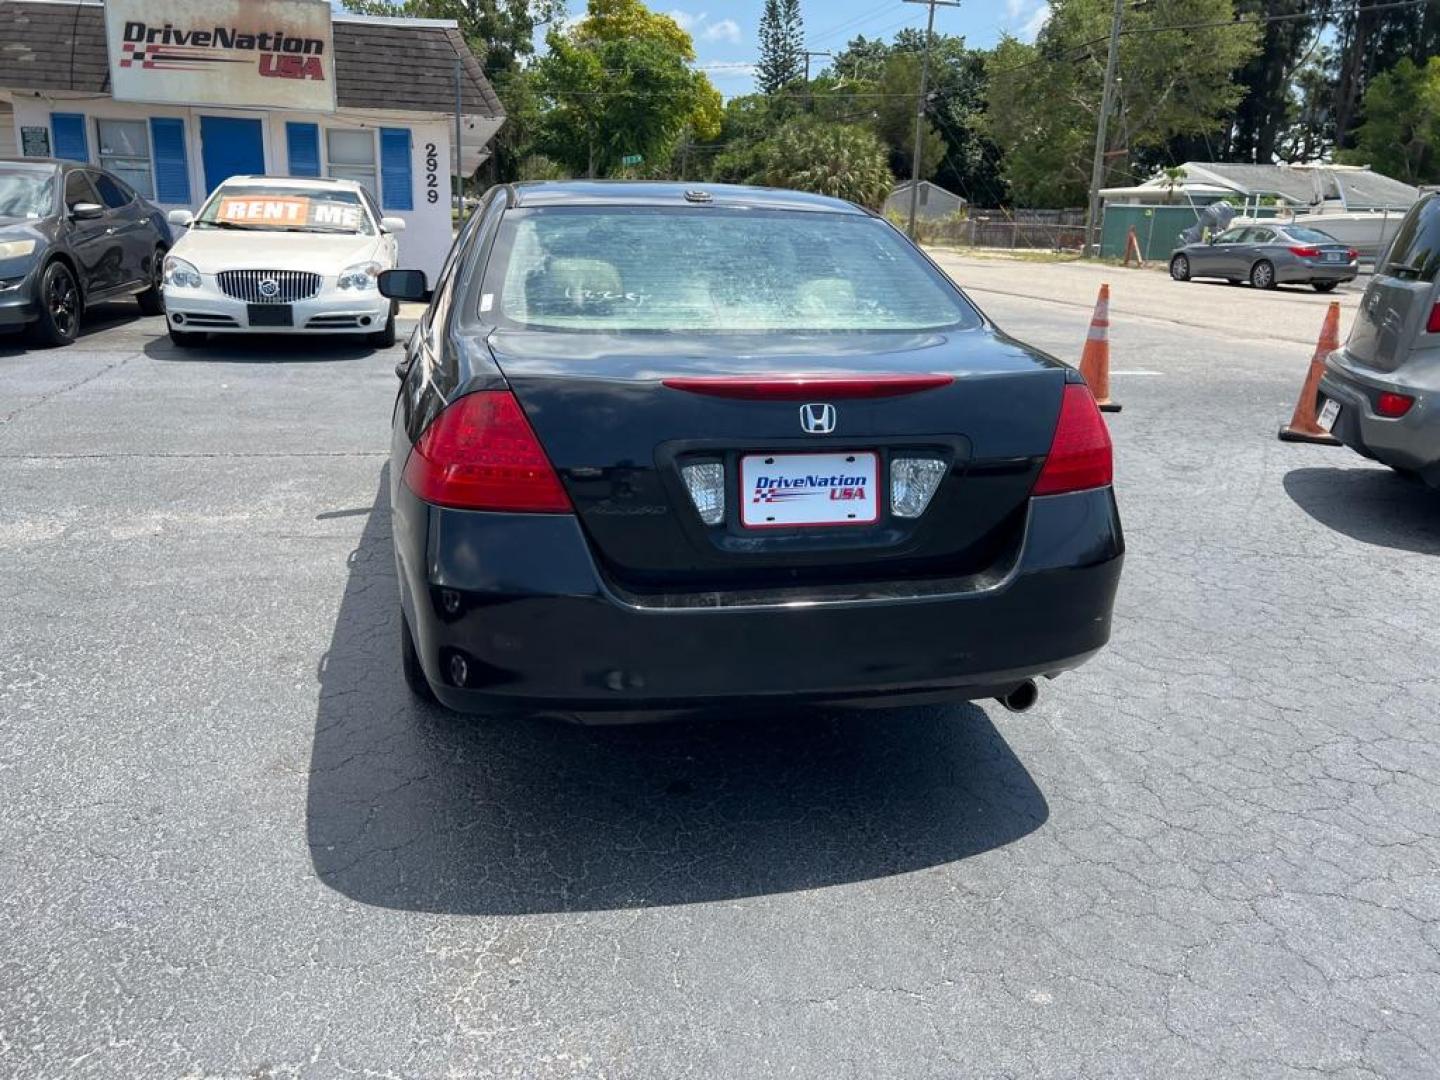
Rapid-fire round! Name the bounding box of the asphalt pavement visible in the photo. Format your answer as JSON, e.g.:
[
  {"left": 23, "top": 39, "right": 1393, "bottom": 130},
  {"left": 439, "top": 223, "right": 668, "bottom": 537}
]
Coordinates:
[{"left": 2, "top": 274, "right": 1438, "bottom": 1079}]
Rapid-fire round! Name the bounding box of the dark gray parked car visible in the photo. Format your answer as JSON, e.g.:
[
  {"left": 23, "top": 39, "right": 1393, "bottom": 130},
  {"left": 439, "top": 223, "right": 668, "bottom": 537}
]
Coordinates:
[
  {"left": 1319, "top": 192, "right": 1440, "bottom": 487},
  {"left": 0, "top": 158, "right": 171, "bottom": 347},
  {"left": 1170, "top": 223, "right": 1358, "bottom": 292}
]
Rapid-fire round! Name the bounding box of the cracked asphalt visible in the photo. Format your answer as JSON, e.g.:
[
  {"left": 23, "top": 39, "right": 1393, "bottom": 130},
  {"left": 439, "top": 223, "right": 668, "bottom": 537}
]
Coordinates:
[{"left": 3, "top": 266, "right": 1439, "bottom": 1079}]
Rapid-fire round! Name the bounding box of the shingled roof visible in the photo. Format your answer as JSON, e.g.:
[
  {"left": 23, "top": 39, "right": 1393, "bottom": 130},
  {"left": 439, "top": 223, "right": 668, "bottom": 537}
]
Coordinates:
[{"left": 0, "top": 1, "right": 504, "bottom": 118}]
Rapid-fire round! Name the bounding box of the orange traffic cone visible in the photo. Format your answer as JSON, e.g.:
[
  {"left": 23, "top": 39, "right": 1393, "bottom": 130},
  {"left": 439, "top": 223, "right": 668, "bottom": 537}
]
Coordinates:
[
  {"left": 1079, "top": 283, "right": 1121, "bottom": 412},
  {"left": 1278, "top": 301, "right": 1343, "bottom": 445}
]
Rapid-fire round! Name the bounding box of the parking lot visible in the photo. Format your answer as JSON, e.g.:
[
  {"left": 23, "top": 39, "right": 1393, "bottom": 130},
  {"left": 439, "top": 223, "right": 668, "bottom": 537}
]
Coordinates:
[{"left": 4, "top": 259, "right": 1439, "bottom": 1078}]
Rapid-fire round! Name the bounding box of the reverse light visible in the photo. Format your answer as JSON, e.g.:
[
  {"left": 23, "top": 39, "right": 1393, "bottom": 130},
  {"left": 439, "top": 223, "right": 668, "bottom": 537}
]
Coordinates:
[
  {"left": 402, "top": 391, "right": 571, "bottom": 512},
  {"left": 0, "top": 239, "right": 37, "bottom": 259},
  {"left": 681, "top": 462, "right": 725, "bottom": 524},
  {"left": 1377, "top": 392, "right": 1415, "bottom": 418},
  {"left": 1032, "top": 384, "right": 1114, "bottom": 497},
  {"left": 162, "top": 255, "right": 201, "bottom": 289},
  {"left": 890, "top": 456, "right": 947, "bottom": 518},
  {"left": 1288, "top": 246, "right": 1321, "bottom": 258},
  {"left": 338, "top": 260, "right": 382, "bottom": 290}
]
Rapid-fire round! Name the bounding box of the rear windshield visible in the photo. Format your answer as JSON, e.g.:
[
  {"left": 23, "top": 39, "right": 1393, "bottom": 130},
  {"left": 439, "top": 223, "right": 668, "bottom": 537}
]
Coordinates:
[
  {"left": 483, "top": 206, "right": 980, "bottom": 332},
  {"left": 1284, "top": 226, "right": 1341, "bottom": 245},
  {"left": 1380, "top": 194, "right": 1440, "bottom": 282}
]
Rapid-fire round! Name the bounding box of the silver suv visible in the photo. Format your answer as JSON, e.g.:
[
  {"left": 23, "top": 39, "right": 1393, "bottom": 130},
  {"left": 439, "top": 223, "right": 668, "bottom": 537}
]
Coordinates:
[{"left": 1319, "top": 194, "right": 1440, "bottom": 487}]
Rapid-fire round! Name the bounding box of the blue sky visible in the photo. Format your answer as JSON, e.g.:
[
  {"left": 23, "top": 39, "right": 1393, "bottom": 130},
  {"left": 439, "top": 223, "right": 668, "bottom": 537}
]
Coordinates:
[{"left": 564, "top": 1, "right": 1052, "bottom": 96}]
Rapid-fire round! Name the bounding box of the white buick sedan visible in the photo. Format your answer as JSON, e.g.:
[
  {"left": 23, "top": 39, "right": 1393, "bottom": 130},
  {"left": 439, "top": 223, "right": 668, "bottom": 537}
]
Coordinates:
[{"left": 162, "top": 175, "right": 403, "bottom": 348}]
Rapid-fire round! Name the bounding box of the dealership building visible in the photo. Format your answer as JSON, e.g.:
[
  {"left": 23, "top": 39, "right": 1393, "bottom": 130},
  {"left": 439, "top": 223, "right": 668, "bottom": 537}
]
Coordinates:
[{"left": 0, "top": 0, "right": 505, "bottom": 277}]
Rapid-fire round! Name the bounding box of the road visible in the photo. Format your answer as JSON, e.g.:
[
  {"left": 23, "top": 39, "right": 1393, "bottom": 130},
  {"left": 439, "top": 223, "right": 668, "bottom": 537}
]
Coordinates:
[{"left": 2, "top": 270, "right": 1438, "bottom": 1079}]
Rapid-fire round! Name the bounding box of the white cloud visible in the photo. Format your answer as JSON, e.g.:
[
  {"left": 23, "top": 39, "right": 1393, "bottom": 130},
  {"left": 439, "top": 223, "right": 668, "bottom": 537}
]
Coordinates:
[
  {"left": 703, "top": 17, "right": 741, "bottom": 44},
  {"left": 698, "top": 61, "right": 757, "bottom": 77},
  {"left": 1020, "top": 3, "right": 1051, "bottom": 40},
  {"left": 668, "top": 9, "right": 704, "bottom": 32},
  {"left": 1005, "top": 0, "right": 1025, "bottom": 18}
]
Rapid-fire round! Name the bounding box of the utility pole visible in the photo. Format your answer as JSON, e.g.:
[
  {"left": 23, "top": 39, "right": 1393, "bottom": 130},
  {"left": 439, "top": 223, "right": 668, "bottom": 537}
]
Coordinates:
[
  {"left": 801, "top": 49, "right": 831, "bottom": 112},
  {"left": 454, "top": 58, "right": 465, "bottom": 227},
  {"left": 1084, "top": 0, "right": 1124, "bottom": 258},
  {"left": 902, "top": 0, "right": 960, "bottom": 240}
]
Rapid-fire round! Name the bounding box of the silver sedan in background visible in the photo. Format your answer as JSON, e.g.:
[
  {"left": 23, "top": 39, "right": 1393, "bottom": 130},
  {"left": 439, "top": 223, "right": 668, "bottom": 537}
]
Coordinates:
[{"left": 1169, "top": 223, "right": 1359, "bottom": 292}]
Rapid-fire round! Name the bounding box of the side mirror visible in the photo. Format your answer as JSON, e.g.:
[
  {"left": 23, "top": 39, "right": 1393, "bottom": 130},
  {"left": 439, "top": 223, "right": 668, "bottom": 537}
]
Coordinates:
[
  {"left": 378, "top": 268, "right": 427, "bottom": 301},
  {"left": 70, "top": 202, "right": 104, "bottom": 221},
  {"left": 167, "top": 209, "right": 195, "bottom": 228},
  {"left": 380, "top": 216, "right": 406, "bottom": 234}
]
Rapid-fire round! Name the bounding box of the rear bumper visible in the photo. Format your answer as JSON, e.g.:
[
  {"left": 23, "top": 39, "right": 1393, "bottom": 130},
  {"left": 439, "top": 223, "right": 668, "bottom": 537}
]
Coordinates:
[
  {"left": 1276, "top": 261, "right": 1356, "bottom": 284},
  {"left": 393, "top": 484, "right": 1125, "bottom": 714},
  {"left": 1320, "top": 351, "right": 1440, "bottom": 483}
]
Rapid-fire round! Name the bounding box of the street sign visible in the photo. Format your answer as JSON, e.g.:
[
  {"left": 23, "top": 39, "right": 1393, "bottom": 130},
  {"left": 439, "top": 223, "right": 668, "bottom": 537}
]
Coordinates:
[{"left": 621, "top": 154, "right": 643, "bottom": 166}]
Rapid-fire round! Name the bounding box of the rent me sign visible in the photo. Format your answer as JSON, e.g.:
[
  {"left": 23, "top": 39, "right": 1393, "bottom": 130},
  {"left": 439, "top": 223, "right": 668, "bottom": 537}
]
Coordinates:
[{"left": 104, "top": 0, "right": 336, "bottom": 112}]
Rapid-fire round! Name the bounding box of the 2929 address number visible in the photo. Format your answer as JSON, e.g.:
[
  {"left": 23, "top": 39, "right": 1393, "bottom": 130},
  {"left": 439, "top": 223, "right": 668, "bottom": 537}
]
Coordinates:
[{"left": 425, "top": 142, "right": 439, "bottom": 204}]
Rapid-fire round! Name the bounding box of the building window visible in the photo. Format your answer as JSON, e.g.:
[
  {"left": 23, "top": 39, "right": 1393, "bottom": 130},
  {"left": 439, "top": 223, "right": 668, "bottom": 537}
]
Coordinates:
[
  {"left": 326, "top": 129, "right": 378, "bottom": 199},
  {"left": 96, "top": 119, "right": 153, "bottom": 198}
]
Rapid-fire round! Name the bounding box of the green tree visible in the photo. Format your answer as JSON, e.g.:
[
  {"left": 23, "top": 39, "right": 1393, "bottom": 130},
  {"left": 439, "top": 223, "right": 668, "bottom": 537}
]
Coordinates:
[
  {"left": 750, "top": 118, "right": 894, "bottom": 208},
  {"left": 341, "top": 0, "right": 565, "bottom": 183},
  {"left": 757, "top": 0, "right": 804, "bottom": 94},
  {"left": 530, "top": 0, "right": 721, "bottom": 178},
  {"left": 982, "top": 0, "right": 1259, "bottom": 207},
  {"left": 1338, "top": 57, "right": 1440, "bottom": 185}
]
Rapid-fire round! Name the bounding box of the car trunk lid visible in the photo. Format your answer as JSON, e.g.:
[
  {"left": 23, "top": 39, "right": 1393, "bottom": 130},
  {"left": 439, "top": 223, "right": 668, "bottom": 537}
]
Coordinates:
[{"left": 485, "top": 326, "right": 1070, "bottom": 588}]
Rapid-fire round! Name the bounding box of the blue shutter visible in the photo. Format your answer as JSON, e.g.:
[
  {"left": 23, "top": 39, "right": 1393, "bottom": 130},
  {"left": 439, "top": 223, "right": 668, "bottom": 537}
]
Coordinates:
[
  {"left": 379, "top": 128, "right": 413, "bottom": 211},
  {"left": 286, "top": 122, "right": 320, "bottom": 178},
  {"left": 149, "top": 118, "right": 191, "bottom": 204},
  {"left": 50, "top": 113, "right": 88, "bottom": 162}
]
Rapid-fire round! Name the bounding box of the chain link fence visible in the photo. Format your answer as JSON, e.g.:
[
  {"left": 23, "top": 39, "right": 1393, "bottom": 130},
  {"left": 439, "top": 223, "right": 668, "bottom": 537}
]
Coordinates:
[{"left": 896, "top": 208, "right": 1088, "bottom": 251}]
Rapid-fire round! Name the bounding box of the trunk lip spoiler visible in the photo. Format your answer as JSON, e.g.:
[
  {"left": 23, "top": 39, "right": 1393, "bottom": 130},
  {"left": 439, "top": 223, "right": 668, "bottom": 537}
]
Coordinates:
[{"left": 660, "top": 373, "right": 955, "bottom": 400}]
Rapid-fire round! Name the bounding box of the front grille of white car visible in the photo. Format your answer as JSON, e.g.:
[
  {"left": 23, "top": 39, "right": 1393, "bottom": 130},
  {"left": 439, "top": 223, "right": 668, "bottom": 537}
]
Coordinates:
[{"left": 217, "top": 270, "right": 322, "bottom": 304}]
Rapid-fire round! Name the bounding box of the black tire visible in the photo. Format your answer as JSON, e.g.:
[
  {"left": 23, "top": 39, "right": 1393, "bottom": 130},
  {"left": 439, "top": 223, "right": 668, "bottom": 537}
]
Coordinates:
[
  {"left": 136, "top": 247, "right": 166, "bottom": 315},
  {"left": 168, "top": 327, "right": 207, "bottom": 348},
  {"left": 401, "top": 612, "right": 437, "bottom": 703},
  {"left": 1312, "top": 281, "right": 1339, "bottom": 293},
  {"left": 369, "top": 304, "right": 397, "bottom": 348},
  {"left": 27, "top": 261, "right": 81, "bottom": 347},
  {"left": 1169, "top": 254, "right": 1190, "bottom": 281},
  {"left": 1250, "top": 259, "right": 1277, "bottom": 290}
]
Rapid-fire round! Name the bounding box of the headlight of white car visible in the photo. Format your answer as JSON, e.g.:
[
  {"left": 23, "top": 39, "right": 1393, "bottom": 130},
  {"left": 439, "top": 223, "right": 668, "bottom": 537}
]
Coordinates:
[
  {"left": 0, "top": 239, "right": 37, "bottom": 259},
  {"left": 162, "top": 255, "right": 201, "bottom": 289},
  {"left": 338, "top": 261, "right": 382, "bottom": 290}
]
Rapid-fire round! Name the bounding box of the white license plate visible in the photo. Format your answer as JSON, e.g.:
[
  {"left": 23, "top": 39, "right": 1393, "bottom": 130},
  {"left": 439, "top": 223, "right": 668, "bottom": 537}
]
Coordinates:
[
  {"left": 1317, "top": 398, "right": 1341, "bottom": 432},
  {"left": 741, "top": 451, "right": 879, "bottom": 528},
  {"left": 1324, "top": 252, "right": 1344, "bottom": 263}
]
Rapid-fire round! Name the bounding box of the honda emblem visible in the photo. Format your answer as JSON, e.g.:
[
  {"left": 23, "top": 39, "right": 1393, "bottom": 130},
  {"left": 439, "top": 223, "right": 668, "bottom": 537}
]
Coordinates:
[{"left": 799, "top": 402, "right": 837, "bottom": 435}]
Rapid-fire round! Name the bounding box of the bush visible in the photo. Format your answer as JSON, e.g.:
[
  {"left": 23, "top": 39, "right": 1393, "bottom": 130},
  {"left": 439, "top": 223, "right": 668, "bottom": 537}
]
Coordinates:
[{"left": 749, "top": 118, "right": 894, "bottom": 209}]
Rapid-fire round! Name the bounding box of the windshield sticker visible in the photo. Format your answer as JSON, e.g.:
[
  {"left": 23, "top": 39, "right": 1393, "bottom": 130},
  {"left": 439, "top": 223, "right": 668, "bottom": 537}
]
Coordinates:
[
  {"left": 480, "top": 293, "right": 494, "bottom": 312},
  {"left": 217, "top": 197, "right": 364, "bottom": 231}
]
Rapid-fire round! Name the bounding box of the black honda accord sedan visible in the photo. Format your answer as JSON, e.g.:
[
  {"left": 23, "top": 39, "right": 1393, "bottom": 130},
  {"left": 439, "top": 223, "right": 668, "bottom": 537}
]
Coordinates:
[{"left": 381, "top": 182, "right": 1123, "bottom": 719}]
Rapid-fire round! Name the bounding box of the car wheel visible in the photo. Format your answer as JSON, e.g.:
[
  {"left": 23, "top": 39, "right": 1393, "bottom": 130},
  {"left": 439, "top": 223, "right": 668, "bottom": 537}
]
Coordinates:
[
  {"left": 27, "top": 261, "right": 81, "bottom": 347},
  {"left": 136, "top": 247, "right": 166, "bottom": 315},
  {"left": 369, "top": 304, "right": 397, "bottom": 348},
  {"left": 1250, "top": 260, "right": 1277, "bottom": 289},
  {"left": 1169, "top": 254, "right": 1190, "bottom": 281},
  {"left": 1312, "top": 281, "right": 1339, "bottom": 293},
  {"left": 401, "top": 612, "right": 437, "bottom": 703},
  {"left": 168, "top": 327, "right": 207, "bottom": 348}
]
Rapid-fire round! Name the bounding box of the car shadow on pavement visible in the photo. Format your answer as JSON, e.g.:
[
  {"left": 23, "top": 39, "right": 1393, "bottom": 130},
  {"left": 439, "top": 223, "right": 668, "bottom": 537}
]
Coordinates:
[
  {"left": 0, "top": 302, "right": 157, "bottom": 355},
  {"left": 1284, "top": 466, "right": 1440, "bottom": 554},
  {"left": 306, "top": 470, "right": 1050, "bottom": 915},
  {"left": 142, "top": 333, "right": 393, "bottom": 364}
]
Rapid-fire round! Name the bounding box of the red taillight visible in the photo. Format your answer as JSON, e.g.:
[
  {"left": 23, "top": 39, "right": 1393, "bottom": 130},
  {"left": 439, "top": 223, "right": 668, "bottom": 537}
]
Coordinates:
[
  {"left": 402, "top": 391, "right": 571, "bottom": 512},
  {"left": 1428, "top": 302, "right": 1440, "bottom": 334},
  {"left": 1033, "top": 384, "right": 1114, "bottom": 497},
  {"left": 661, "top": 374, "right": 954, "bottom": 400},
  {"left": 1347, "top": 248, "right": 1359, "bottom": 261},
  {"left": 1289, "top": 246, "right": 1321, "bottom": 258},
  {"left": 1377, "top": 392, "right": 1415, "bottom": 418}
]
